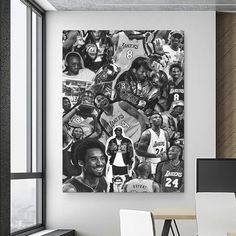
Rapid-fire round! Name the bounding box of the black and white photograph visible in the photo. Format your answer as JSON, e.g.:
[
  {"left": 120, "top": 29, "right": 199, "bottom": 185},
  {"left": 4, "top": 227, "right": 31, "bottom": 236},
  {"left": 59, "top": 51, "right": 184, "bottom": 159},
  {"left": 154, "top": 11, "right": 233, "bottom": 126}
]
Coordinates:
[{"left": 62, "top": 30, "right": 185, "bottom": 193}]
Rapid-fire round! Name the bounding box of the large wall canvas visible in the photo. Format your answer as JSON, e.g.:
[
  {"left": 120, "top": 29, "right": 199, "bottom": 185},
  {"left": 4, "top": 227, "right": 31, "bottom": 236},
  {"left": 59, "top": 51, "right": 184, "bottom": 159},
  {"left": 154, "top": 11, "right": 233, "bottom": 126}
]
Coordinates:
[{"left": 62, "top": 30, "right": 184, "bottom": 193}]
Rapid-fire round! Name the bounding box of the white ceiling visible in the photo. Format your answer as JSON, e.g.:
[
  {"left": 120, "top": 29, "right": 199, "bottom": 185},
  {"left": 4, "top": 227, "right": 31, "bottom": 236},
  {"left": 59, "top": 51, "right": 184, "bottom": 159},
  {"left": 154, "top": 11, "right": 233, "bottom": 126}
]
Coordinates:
[
  {"left": 34, "top": 0, "right": 56, "bottom": 10},
  {"left": 34, "top": 0, "right": 236, "bottom": 11}
]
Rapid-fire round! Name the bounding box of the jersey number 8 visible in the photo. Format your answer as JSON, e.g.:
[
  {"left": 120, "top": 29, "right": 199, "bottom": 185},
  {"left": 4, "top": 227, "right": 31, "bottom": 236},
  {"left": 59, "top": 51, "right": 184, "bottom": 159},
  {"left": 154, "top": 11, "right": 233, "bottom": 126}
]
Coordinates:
[
  {"left": 174, "top": 94, "right": 179, "bottom": 101},
  {"left": 126, "top": 50, "right": 133, "bottom": 60}
]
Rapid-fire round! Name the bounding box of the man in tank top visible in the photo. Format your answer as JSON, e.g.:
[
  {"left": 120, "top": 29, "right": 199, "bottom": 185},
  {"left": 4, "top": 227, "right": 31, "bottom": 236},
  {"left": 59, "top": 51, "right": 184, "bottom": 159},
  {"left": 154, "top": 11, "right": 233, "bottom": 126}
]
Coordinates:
[
  {"left": 112, "top": 31, "right": 148, "bottom": 70},
  {"left": 63, "top": 139, "right": 108, "bottom": 192},
  {"left": 136, "top": 112, "right": 169, "bottom": 175},
  {"left": 155, "top": 145, "right": 184, "bottom": 192},
  {"left": 94, "top": 93, "right": 146, "bottom": 144}
]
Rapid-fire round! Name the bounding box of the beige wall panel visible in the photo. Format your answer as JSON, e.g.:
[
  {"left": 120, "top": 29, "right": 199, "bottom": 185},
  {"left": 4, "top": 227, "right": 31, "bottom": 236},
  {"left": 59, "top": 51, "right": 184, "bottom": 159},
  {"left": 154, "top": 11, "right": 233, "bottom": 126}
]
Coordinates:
[
  {"left": 217, "top": 131, "right": 236, "bottom": 157},
  {"left": 216, "top": 45, "right": 236, "bottom": 80},
  {"left": 217, "top": 13, "right": 236, "bottom": 40},
  {"left": 217, "top": 25, "right": 236, "bottom": 61},
  {"left": 216, "top": 13, "right": 236, "bottom": 158},
  {"left": 216, "top": 90, "right": 236, "bottom": 125},
  {"left": 217, "top": 110, "right": 236, "bottom": 142},
  {"left": 216, "top": 68, "right": 236, "bottom": 96}
]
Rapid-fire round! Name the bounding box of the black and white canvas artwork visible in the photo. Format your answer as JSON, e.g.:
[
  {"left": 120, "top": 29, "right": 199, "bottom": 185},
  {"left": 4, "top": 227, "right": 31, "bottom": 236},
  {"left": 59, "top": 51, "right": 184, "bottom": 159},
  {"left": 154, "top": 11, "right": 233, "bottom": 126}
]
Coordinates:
[{"left": 62, "top": 30, "right": 184, "bottom": 193}]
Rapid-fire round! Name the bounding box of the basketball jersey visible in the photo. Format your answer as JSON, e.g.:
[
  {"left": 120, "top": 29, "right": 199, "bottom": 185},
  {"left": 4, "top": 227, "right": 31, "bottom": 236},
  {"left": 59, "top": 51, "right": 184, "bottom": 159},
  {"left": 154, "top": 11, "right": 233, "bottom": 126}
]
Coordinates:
[
  {"left": 156, "top": 161, "right": 184, "bottom": 192},
  {"left": 167, "top": 79, "right": 184, "bottom": 109},
  {"left": 146, "top": 128, "right": 167, "bottom": 165},
  {"left": 101, "top": 102, "right": 141, "bottom": 143},
  {"left": 114, "top": 32, "right": 146, "bottom": 70},
  {"left": 125, "top": 178, "right": 154, "bottom": 192},
  {"left": 65, "top": 176, "right": 107, "bottom": 192}
]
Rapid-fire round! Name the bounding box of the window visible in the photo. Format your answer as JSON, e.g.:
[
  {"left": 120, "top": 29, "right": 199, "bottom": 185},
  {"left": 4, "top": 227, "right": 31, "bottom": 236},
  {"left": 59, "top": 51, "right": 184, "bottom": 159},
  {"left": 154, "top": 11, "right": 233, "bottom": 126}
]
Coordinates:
[{"left": 10, "top": 0, "right": 45, "bottom": 235}]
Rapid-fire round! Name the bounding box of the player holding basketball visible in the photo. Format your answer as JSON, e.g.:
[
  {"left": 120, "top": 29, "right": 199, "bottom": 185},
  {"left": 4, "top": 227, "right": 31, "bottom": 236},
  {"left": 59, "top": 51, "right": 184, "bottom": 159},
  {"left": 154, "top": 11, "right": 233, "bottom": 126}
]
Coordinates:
[
  {"left": 155, "top": 145, "right": 184, "bottom": 192},
  {"left": 136, "top": 112, "right": 169, "bottom": 176}
]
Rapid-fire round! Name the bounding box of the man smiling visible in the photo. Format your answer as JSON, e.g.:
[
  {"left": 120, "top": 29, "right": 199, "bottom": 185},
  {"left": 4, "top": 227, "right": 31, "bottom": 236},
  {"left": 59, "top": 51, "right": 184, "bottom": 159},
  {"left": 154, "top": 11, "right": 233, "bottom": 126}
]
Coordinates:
[{"left": 63, "top": 139, "right": 108, "bottom": 192}]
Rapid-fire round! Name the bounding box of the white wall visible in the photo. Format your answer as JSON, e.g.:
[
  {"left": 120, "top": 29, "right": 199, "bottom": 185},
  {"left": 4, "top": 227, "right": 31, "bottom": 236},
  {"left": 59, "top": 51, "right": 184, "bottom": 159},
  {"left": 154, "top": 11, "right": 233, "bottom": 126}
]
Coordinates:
[{"left": 46, "top": 11, "right": 215, "bottom": 236}]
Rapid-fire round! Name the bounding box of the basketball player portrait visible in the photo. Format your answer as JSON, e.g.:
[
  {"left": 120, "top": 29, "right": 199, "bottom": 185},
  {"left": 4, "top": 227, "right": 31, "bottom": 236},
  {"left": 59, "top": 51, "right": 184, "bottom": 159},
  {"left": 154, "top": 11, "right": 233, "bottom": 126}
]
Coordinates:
[
  {"left": 136, "top": 112, "right": 169, "bottom": 176},
  {"left": 62, "top": 30, "right": 185, "bottom": 193},
  {"left": 155, "top": 145, "right": 184, "bottom": 192}
]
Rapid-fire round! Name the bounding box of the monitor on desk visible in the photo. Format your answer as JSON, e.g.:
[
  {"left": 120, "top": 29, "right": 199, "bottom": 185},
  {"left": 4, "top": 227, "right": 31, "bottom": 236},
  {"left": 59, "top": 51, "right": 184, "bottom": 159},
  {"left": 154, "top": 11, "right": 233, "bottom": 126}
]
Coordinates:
[{"left": 197, "top": 158, "right": 236, "bottom": 193}]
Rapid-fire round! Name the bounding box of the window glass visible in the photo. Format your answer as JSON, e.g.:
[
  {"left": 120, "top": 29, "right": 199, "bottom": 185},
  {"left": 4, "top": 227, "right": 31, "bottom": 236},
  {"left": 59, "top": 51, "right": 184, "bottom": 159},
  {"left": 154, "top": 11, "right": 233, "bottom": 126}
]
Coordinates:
[
  {"left": 11, "top": 0, "right": 28, "bottom": 172},
  {"left": 10, "top": 0, "right": 44, "bottom": 234},
  {"left": 11, "top": 179, "right": 42, "bottom": 233}
]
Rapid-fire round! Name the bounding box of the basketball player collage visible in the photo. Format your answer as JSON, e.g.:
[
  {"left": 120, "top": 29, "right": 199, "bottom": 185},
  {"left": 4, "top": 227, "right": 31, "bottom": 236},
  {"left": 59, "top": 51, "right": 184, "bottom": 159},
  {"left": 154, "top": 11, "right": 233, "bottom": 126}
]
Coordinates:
[{"left": 62, "top": 30, "right": 184, "bottom": 193}]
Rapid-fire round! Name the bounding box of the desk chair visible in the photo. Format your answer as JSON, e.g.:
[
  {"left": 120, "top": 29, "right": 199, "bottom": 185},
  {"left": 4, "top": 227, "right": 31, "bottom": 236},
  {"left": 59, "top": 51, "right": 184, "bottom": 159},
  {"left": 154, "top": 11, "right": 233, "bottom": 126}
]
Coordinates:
[
  {"left": 120, "top": 209, "right": 156, "bottom": 236},
  {"left": 196, "top": 192, "right": 236, "bottom": 236}
]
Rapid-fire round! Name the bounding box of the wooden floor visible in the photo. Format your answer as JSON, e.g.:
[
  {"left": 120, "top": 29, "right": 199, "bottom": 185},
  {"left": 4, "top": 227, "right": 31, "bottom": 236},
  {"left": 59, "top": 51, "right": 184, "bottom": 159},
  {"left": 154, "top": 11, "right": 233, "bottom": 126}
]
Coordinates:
[{"left": 216, "top": 13, "right": 236, "bottom": 158}]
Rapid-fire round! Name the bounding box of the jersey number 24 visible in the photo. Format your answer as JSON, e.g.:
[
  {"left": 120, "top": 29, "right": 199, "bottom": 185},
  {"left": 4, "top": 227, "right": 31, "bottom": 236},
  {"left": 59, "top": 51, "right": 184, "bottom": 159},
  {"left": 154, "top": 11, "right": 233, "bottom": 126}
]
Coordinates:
[{"left": 165, "top": 178, "right": 179, "bottom": 188}]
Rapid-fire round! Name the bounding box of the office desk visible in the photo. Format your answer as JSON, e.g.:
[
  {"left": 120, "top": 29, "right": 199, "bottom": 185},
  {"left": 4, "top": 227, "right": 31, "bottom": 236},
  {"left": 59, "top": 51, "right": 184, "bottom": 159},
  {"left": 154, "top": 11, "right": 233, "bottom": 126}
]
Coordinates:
[{"left": 152, "top": 208, "right": 196, "bottom": 236}]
